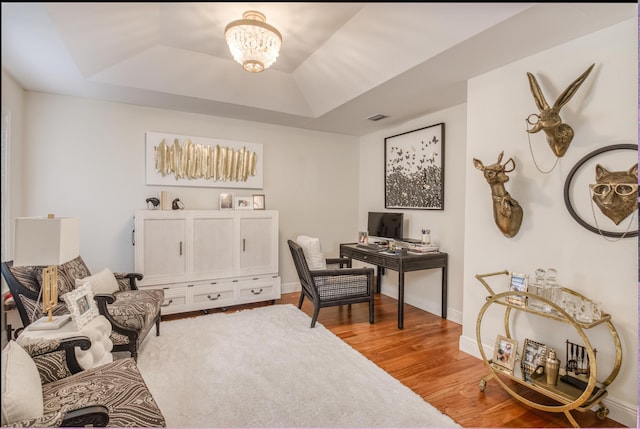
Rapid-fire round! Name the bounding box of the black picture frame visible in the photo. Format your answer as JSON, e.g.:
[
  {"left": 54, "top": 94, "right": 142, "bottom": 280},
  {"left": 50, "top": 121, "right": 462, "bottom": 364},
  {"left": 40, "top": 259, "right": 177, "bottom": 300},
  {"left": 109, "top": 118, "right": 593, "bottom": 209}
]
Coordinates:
[
  {"left": 563, "top": 144, "right": 638, "bottom": 238},
  {"left": 521, "top": 338, "right": 547, "bottom": 382},
  {"left": 252, "top": 194, "right": 265, "bottom": 210},
  {"left": 384, "top": 123, "right": 445, "bottom": 210}
]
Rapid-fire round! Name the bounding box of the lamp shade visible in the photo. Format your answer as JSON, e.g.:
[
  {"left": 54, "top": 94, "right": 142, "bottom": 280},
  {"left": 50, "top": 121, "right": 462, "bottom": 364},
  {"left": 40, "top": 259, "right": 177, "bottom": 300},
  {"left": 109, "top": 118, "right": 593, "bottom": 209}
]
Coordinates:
[{"left": 13, "top": 217, "right": 80, "bottom": 267}]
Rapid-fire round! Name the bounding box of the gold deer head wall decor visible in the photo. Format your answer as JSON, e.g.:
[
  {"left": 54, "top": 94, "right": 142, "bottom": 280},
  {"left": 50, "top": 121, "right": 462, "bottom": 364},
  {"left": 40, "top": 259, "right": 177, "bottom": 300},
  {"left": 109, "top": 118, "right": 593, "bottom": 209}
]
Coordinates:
[
  {"left": 473, "top": 152, "right": 523, "bottom": 238},
  {"left": 526, "top": 63, "right": 595, "bottom": 158}
]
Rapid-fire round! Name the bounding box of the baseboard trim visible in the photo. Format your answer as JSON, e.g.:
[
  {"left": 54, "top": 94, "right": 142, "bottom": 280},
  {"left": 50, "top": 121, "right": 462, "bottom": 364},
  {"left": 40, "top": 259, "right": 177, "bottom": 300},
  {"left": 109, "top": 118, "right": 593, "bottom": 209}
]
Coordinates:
[
  {"left": 379, "top": 285, "right": 461, "bottom": 324},
  {"left": 458, "top": 334, "right": 637, "bottom": 427},
  {"left": 281, "top": 282, "right": 299, "bottom": 295}
]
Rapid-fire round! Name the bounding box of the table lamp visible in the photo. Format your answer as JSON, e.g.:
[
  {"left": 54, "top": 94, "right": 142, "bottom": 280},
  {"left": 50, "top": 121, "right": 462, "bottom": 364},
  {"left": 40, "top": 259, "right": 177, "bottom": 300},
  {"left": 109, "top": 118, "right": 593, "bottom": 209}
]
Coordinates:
[{"left": 13, "top": 214, "right": 80, "bottom": 330}]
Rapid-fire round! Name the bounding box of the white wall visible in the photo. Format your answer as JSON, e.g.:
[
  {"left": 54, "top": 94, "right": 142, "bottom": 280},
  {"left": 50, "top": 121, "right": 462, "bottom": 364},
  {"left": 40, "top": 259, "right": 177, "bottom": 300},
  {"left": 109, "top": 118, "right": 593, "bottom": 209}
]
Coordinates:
[
  {"left": 461, "top": 19, "right": 637, "bottom": 426},
  {"left": 1, "top": 71, "right": 25, "bottom": 266},
  {"left": 13, "top": 93, "right": 360, "bottom": 290},
  {"left": 358, "top": 104, "right": 467, "bottom": 323}
]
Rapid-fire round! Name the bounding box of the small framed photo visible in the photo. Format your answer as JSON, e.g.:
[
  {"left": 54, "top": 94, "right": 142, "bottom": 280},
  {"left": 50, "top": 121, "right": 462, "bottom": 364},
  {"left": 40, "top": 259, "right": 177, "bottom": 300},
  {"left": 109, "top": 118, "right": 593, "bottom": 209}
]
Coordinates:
[
  {"left": 62, "top": 283, "right": 99, "bottom": 330},
  {"left": 358, "top": 231, "right": 368, "bottom": 244},
  {"left": 252, "top": 194, "right": 265, "bottom": 210},
  {"left": 507, "top": 271, "right": 529, "bottom": 307},
  {"left": 493, "top": 335, "right": 518, "bottom": 372},
  {"left": 219, "top": 193, "right": 233, "bottom": 210},
  {"left": 521, "top": 338, "right": 547, "bottom": 382},
  {"left": 235, "top": 196, "right": 253, "bottom": 210}
]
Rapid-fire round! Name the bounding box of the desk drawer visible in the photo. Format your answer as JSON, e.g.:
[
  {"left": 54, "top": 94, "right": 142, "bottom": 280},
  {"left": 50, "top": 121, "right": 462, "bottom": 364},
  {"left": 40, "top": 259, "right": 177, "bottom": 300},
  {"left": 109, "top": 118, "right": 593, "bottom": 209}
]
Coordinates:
[
  {"left": 403, "top": 254, "right": 447, "bottom": 271},
  {"left": 353, "top": 252, "right": 385, "bottom": 266}
]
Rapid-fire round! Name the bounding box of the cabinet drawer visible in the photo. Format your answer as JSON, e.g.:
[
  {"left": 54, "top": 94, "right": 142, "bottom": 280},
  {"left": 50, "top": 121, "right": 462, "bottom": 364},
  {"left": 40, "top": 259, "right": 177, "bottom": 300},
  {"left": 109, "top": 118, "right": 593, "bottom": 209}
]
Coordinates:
[
  {"left": 238, "top": 278, "right": 277, "bottom": 300},
  {"left": 159, "top": 288, "right": 188, "bottom": 314},
  {"left": 192, "top": 283, "right": 235, "bottom": 305}
]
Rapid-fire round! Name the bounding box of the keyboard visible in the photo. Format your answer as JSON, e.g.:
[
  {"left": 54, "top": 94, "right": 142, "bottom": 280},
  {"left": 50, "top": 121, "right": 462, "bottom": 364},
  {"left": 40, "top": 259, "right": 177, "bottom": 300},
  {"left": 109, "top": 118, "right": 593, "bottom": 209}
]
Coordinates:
[{"left": 356, "top": 243, "right": 385, "bottom": 251}]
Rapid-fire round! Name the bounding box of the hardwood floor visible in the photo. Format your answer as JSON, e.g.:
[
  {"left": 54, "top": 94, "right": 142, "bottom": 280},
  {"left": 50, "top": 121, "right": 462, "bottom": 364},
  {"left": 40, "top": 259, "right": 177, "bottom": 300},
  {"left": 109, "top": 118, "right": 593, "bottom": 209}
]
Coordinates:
[{"left": 162, "top": 292, "right": 627, "bottom": 428}]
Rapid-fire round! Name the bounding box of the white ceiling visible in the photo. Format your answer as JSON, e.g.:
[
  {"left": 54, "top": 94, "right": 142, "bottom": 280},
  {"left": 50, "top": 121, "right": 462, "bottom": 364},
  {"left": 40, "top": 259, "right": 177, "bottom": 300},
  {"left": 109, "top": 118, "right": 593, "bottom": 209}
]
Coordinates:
[{"left": 2, "top": 3, "right": 636, "bottom": 136}]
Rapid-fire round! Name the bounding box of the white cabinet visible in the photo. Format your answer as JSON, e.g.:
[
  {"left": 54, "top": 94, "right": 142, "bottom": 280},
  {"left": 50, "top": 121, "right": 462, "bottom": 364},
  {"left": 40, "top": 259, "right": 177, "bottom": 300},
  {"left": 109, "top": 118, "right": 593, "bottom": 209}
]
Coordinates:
[
  {"left": 141, "top": 216, "right": 186, "bottom": 278},
  {"left": 134, "top": 210, "right": 280, "bottom": 314},
  {"left": 239, "top": 216, "right": 277, "bottom": 273}
]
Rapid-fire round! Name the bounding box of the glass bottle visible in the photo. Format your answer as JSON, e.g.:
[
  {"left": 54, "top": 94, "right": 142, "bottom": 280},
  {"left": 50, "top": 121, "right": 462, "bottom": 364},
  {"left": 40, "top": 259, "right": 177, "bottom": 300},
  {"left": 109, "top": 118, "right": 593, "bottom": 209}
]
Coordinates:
[
  {"left": 546, "top": 268, "right": 562, "bottom": 311},
  {"left": 539, "top": 268, "right": 553, "bottom": 312},
  {"left": 528, "top": 268, "right": 545, "bottom": 310},
  {"left": 530, "top": 268, "right": 545, "bottom": 296}
]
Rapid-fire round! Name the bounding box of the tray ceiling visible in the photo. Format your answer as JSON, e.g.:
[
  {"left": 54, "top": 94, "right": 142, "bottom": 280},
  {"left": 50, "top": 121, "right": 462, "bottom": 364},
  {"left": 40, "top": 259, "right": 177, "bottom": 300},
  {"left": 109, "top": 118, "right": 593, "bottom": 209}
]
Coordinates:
[{"left": 2, "top": 3, "right": 636, "bottom": 136}]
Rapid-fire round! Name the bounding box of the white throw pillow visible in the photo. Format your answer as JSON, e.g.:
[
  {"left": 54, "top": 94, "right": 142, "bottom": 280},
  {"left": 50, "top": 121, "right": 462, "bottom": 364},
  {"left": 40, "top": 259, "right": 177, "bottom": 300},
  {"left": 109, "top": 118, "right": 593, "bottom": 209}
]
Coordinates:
[
  {"left": 75, "top": 268, "right": 119, "bottom": 295},
  {"left": 296, "top": 235, "right": 327, "bottom": 270},
  {"left": 1, "top": 341, "right": 44, "bottom": 426}
]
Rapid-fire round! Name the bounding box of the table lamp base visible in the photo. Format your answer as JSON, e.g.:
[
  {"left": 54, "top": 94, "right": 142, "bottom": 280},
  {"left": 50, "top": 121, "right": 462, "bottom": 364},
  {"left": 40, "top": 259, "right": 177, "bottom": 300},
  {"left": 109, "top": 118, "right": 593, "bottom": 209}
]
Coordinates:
[{"left": 29, "top": 314, "right": 71, "bottom": 331}]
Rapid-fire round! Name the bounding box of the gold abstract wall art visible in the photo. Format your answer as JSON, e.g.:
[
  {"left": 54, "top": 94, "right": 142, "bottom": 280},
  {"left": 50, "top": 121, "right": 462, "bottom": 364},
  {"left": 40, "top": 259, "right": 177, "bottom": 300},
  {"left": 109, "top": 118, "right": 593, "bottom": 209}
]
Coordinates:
[{"left": 145, "top": 132, "right": 263, "bottom": 189}]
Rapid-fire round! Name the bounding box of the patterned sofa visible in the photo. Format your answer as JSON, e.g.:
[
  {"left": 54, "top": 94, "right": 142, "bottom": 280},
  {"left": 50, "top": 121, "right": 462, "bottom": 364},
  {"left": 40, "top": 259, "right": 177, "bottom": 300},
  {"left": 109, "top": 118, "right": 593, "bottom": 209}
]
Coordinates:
[
  {"left": 1, "top": 337, "right": 165, "bottom": 427},
  {"left": 1, "top": 256, "right": 163, "bottom": 361}
]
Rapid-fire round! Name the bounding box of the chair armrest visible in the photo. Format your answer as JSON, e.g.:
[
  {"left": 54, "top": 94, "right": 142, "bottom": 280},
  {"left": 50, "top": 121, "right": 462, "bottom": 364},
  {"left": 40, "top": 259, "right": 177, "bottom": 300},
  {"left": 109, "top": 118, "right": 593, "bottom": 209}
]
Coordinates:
[
  {"left": 326, "top": 257, "right": 352, "bottom": 268},
  {"left": 62, "top": 405, "right": 110, "bottom": 427},
  {"left": 310, "top": 267, "right": 374, "bottom": 278},
  {"left": 92, "top": 294, "right": 136, "bottom": 339},
  {"left": 114, "top": 272, "right": 143, "bottom": 291},
  {"left": 19, "top": 336, "right": 91, "bottom": 381}
]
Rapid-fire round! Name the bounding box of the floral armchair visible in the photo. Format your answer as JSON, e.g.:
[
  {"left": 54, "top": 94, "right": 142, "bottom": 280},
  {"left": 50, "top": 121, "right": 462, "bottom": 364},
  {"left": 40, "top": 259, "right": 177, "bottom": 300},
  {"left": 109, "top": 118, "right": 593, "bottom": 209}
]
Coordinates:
[
  {"left": 1, "top": 256, "right": 163, "bottom": 361},
  {"left": 1, "top": 337, "right": 166, "bottom": 427}
]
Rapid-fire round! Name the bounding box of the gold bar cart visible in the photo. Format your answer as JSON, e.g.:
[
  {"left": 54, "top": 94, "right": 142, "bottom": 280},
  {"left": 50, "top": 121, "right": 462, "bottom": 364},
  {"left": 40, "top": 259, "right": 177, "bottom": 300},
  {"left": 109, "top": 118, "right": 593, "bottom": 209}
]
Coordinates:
[{"left": 475, "top": 270, "right": 622, "bottom": 428}]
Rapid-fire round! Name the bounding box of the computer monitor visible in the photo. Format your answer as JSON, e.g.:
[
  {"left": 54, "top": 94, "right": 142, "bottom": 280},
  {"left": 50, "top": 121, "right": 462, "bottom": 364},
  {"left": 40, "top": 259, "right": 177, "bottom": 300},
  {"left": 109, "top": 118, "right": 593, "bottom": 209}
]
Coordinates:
[{"left": 367, "top": 212, "right": 404, "bottom": 241}]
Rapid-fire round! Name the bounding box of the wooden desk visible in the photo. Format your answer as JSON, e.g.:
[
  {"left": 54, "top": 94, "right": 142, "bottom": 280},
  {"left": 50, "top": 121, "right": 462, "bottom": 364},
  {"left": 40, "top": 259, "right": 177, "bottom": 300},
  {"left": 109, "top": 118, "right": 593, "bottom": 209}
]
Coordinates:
[{"left": 340, "top": 243, "right": 448, "bottom": 329}]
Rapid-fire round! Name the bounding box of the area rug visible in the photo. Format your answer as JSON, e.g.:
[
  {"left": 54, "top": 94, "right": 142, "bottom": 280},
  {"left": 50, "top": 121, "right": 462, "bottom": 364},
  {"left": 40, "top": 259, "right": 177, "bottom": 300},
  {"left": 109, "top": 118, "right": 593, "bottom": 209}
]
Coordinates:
[{"left": 136, "top": 304, "right": 461, "bottom": 428}]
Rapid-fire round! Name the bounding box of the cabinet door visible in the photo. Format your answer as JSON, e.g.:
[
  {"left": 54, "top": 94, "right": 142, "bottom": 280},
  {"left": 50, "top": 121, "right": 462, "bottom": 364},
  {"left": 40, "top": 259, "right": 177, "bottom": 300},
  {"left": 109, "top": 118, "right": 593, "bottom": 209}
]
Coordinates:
[
  {"left": 142, "top": 218, "right": 186, "bottom": 277},
  {"left": 239, "top": 216, "right": 277, "bottom": 274},
  {"left": 192, "top": 216, "right": 234, "bottom": 276}
]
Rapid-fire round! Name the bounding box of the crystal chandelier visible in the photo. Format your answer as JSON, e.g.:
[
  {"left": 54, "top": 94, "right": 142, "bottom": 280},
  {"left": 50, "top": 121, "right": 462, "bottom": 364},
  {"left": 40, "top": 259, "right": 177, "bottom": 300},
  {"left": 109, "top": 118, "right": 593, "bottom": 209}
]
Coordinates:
[{"left": 224, "top": 11, "right": 282, "bottom": 73}]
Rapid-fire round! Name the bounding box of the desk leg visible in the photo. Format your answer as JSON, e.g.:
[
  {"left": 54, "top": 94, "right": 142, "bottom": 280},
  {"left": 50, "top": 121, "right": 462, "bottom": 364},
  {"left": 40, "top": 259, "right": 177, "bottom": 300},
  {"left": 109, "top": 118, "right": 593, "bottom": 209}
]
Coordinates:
[
  {"left": 398, "top": 272, "right": 405, "bottom": 329},
  {"left": 442, "top": 265, "right": 448, "bottom": 319},
  {"left": 376, "top": 266, "right": 382, "bottom": 293}
]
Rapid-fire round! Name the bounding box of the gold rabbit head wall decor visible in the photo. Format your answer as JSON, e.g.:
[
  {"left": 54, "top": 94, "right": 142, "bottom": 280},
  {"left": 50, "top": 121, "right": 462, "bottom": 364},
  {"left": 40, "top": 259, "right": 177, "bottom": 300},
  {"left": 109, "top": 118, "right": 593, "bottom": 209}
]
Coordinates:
[{"left": 526, "top": 63, "right": 595, "bottom": 158}]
